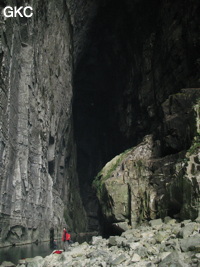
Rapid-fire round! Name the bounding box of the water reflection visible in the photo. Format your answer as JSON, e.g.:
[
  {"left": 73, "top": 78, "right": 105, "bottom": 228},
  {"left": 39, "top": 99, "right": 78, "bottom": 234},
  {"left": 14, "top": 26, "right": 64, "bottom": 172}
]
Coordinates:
[
  {"left": 0, "top": 242, "right": 53, "bottom": 265},
  {"left": 0, "top": 234, "right": 93, "bottom": 265}
]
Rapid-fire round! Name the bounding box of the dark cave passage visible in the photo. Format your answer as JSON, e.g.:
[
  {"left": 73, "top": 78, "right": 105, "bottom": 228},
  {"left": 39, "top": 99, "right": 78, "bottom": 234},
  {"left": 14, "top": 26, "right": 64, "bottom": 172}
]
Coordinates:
[
  {"left": 73, "top": 0, "right": 200, "bottom": 234},
  {"left": 73, "top": 0, "right": 160, "bottom": 232}
]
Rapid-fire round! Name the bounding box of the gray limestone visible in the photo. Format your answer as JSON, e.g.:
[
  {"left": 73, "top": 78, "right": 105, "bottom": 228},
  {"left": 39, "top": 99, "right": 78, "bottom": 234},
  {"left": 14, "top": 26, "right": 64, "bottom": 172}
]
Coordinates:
[
  {"left": 1, "top": 0, "right": 200, "bottom": 251},
  {"left": 93, "top": 90, "right": 200, "bottom": 231},
  {"left": 1, "top": 219, "right": 200, "bottom": 267},
  {"left": 0, "top": 0, "right": 87, "bottom": 246}
]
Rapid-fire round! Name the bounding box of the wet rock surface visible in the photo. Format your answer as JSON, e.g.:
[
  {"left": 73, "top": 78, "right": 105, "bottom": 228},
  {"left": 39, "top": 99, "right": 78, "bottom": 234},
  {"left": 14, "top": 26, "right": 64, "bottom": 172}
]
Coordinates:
[{"left": 2, "top": 218, "right": 200, "bottom": 267}]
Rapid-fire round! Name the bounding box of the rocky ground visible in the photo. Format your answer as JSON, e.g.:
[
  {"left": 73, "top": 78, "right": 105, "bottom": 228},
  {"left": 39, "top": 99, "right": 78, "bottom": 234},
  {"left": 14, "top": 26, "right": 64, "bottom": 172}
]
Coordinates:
[{"left": 1, "top": 217, "right": 200, "bottom": 267}]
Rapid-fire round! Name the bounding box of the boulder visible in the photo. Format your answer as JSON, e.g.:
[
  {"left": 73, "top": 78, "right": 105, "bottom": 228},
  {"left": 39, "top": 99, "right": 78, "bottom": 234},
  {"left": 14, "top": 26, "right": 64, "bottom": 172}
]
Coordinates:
[
  {"left": 149, "top": 219, "right": 163, "bottom": 228},
  {"left": 131, "top": 253, "right": 141, "bottom": 262},
  {"left": 0, "top": 262, "right": 16, "bottom": 267},
  {"left": 111, "top": 254, "right": 127, "bottom": 265},
  {"left": 24, "top": 256, "right": 44, "bottom": 267},
  {"left": 180, "top": 234, "right": 200, "bottom": 252},
  {"left": 179, "top": 223, "right": 197, "bottom": 238},
  {"left": 158, "top": 251, "right": 187, "bottom": 267},
  {"left": 67, "top": 243, "right": 89, "bottom": 258},
  {"left": 164, "top": 216, "right": 177, "bottom": 225},
  {"left": 94, "top": 91, "right": 200, "bottom": 230},
  {"left": 108, "top": 236, "right": 118, "bottom": 246},
  {"left": 154, "top": 231, "right": 168, "bottom": 243},
  {"left": 91, "top": 236, "right": 103, "bottom": 245}
]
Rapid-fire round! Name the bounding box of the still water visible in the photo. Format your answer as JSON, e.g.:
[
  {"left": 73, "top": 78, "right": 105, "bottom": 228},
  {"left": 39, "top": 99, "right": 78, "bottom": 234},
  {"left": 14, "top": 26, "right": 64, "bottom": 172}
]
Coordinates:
[
  {"left": 0, "top": 241, "right": 54, "bottom": 265},
  {"left": 0, "top": 235, "right": 93, "bottom": 265}
]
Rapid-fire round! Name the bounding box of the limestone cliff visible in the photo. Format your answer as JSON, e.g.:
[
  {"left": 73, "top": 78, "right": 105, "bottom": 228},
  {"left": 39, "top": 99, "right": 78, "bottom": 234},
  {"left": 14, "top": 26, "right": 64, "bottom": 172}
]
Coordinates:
[
  {"left": 93, "top": 89, "right": 200, "bottom": 233},
  {"left": 0, "top": 0, "right": 200, "bottom": 246},
  {"left": 0, "top": 0, "right": 90, "bottom": 246}
]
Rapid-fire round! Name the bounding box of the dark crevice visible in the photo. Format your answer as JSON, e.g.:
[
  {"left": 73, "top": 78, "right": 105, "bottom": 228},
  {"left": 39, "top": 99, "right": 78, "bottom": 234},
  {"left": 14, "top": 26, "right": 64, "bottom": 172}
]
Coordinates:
[{"left": 48, "top": 160, "right": 55, "bottom": 176}]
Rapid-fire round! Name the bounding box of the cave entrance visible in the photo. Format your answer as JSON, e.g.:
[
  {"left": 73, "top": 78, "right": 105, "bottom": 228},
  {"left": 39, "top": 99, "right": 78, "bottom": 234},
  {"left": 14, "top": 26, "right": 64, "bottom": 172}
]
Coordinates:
[
  {"left": 167, "top": 200, "right": 182, "bottom": 218},
  {"left": 73, "top": 2, "right": 133, "bottom": 233},
  {"left": 72, "top": 0, "right": 156, "bottom": 233}
]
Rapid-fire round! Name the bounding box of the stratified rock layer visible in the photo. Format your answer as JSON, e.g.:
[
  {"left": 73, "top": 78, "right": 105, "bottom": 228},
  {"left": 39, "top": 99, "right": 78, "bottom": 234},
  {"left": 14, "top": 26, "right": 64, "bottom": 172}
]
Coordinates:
[
  {"left": 0, "top": 0, "right": 200, "bottom": 247},
  {"left": 0, "top": 0, "right": 87, "bottom": 246}
]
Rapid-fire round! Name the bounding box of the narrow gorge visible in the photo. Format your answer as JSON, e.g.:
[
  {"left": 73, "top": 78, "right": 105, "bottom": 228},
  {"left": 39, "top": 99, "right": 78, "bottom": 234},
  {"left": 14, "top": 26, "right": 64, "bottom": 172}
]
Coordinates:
[{"left": 0, "top": 0, "right": 200, "bottom": 249}]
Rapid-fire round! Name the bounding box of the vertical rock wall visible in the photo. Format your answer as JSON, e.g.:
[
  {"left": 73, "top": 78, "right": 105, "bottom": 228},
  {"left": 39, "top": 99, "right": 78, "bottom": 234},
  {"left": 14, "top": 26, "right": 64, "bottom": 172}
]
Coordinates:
[
  {"left": 0, "top": 0, "right": 200, "bottom": 245},
  {"left": 0, "top": 0, "right": 87, "bottom": 246}
]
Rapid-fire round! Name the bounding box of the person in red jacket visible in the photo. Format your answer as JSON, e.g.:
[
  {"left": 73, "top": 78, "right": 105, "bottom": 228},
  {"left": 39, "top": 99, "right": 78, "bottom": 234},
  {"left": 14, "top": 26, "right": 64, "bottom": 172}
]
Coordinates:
[{"left": 62, "top": 227, "right": 69, "bottom": 251}]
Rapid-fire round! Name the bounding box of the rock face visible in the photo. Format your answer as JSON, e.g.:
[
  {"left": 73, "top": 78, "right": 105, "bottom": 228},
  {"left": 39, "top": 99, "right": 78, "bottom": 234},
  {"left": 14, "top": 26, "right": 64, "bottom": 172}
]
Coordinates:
[
  {"left": 0, "top": 0, "right": 91, "bottom": 246},
  {"left": 0, "top": 0, "right": 200, "bottom": 247},
  {"left": 94, "top": 89, "right": 200, "bottom": 231}
]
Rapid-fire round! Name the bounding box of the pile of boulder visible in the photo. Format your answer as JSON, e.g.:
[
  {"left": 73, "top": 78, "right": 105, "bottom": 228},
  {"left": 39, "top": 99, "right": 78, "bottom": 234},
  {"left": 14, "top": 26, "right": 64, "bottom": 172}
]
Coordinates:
[{"left": 1, "top": 217, "right": 200, "bottom": 267}]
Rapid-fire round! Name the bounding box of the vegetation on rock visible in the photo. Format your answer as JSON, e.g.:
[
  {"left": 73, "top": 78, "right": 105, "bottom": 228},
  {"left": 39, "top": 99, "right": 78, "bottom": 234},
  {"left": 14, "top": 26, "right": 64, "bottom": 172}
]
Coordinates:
[{"left": 93, "top": 90, "right": 200, "bottom": 231}]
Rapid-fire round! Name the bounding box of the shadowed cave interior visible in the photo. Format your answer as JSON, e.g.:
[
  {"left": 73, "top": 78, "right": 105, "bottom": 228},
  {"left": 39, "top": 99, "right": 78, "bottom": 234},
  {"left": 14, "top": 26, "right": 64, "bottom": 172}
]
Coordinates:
[{"left": 73, "top": 0, "right": 200, "bottom": 235}]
